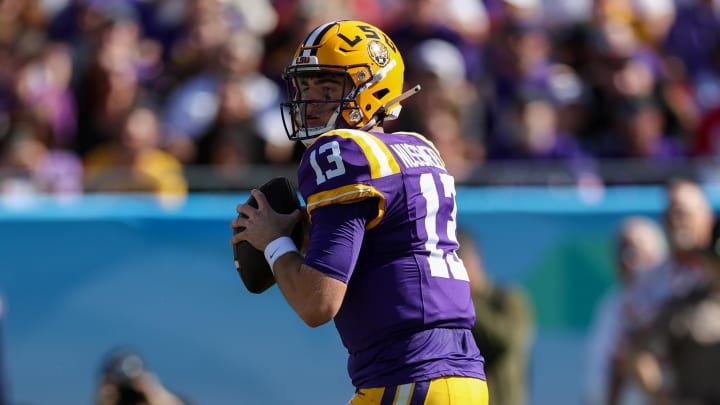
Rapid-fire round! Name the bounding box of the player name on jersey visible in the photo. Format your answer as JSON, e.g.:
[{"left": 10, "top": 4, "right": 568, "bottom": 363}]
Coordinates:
[{"left": 390, "top": 143, "right": 445, "bottom": 171}]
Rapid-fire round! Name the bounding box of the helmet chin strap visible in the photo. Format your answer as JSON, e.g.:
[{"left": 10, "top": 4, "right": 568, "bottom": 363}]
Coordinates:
[
  {"left": 360, "top": 84, "right": 422, "bottom": 131},
  {"left": 299, "top": 108, "right": 343, "bottom": 146},
  {"left": 297, "top": 95, "right": 367, "bottom": 146}
]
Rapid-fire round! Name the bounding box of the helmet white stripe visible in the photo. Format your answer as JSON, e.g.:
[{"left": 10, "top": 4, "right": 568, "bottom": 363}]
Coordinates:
[{"left": 301, "top": 21, "right": 336, "bottom": 56}]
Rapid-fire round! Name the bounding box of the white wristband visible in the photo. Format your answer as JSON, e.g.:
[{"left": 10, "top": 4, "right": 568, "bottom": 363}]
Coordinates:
[{"left": 264, "top": 236, "right": 299, "bottom": 274}]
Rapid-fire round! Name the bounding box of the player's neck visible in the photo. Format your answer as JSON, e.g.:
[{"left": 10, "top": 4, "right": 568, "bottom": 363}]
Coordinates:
[{"left": 369, "top": 125, "right": 384, "bottom": 133}]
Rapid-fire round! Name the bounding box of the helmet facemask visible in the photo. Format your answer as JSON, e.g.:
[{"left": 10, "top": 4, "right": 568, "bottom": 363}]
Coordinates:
[{"left": 281, "top": 64, "right": 373, "bottom": 144}]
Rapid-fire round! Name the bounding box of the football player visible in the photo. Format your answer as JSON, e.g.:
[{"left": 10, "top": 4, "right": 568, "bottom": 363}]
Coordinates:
[{"left": 231, "top": 20, "right": 488, "bottom": 404}]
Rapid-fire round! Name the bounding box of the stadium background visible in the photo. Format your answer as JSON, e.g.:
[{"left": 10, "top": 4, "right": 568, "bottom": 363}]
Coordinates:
[{"left": 2, "top": 0, "right": 720, "bottom": 403}]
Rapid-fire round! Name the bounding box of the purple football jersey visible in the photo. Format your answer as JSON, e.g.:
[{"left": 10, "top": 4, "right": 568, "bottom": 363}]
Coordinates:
[{"left": 298, "top": 129, "right": 485, "bottom": 388}]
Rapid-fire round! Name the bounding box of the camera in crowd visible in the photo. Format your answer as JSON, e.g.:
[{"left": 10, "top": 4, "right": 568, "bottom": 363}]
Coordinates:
[{"left": 100, "top": 349, "right": 149, "bottom": 405}]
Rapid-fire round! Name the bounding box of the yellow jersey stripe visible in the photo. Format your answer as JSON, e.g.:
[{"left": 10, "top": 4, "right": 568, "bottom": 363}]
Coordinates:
[
  {"left": 306, "top": 183, "right": 386, "bottom": 230},
  {"left": 326, "top": 129, "right": 401, "bottom": 178}
]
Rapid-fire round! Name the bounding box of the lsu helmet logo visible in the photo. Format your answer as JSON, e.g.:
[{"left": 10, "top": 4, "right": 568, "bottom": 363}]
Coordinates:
[
  {"left": 294, "top": 55, "right": 318, "bottom": 65},
  {"left": 367, "top": 40, "right": 389, "bottom": 67}
]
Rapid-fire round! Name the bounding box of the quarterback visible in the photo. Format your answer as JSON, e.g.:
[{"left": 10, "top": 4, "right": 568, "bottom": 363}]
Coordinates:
[{"left": 231, "top": 20, "right": 487, "bottom": 404}]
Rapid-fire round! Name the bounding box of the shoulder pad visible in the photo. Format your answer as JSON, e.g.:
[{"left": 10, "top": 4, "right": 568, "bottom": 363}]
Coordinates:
[{"left": 298, "top": 129, "right": 395, "bottom": 218}]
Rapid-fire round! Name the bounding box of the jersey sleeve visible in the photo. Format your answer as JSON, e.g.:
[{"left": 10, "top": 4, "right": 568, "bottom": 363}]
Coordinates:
[
  {"left": 303, "top": 198, "right": 377, "bottom": 283},
  {"left": 297, "top": 129, "right": 402, "bottom": 229}
]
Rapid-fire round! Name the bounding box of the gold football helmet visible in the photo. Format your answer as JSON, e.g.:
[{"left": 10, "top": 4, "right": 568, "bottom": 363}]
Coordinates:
[{"left": 281, "top": 20, "right": 411, "bottom": 143}]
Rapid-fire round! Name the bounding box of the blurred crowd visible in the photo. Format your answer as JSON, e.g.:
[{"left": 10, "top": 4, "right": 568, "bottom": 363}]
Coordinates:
[
  {"left": 1, "top": 0, "right": 720, "bottom": 196},
  {"left": 585, "top": 177, "right": 720, "bottom": 405}
]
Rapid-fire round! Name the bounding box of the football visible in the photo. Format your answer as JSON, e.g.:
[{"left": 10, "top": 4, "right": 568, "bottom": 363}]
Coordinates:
[{"left": 233, "top": 177, "right": 304, "bottom": 294}]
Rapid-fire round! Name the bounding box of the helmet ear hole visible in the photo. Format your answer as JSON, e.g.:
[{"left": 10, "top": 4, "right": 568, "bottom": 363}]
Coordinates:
[{"left": 373, "top": 88, "right": 390, "bottom": 100}]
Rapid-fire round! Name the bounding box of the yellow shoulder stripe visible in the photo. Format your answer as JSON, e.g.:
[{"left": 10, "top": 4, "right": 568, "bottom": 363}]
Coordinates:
[
  {"left": 323, "top": 129, "right": 401, "bottom": 179},
  {"left": 306, "top": 183, "right": 386, "bottom": 230}
]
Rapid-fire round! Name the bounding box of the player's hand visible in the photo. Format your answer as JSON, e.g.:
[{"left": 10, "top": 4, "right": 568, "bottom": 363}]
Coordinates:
[{"left": 231, "top": 189, "right": 303, "bottom": 251}]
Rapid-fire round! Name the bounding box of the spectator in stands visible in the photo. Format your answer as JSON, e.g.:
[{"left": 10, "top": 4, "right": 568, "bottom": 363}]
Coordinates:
[
  {"left": 458, "top": 230, "right": 535, "bottom": 405},
  {"left": 0, "top": 117, "right": 83, "bottom": 197},
  {"left": 14, "top": 41, "right": 78, "bottom": 150},
  {"left": 84, "top": 104, "right": 187, "bottom": 199},
  {"left": 486, "top": 88, "right": 592, "bottom": 162},
  {"left": 549, "top": 63, "right": 594, "bottom": 145},
  {"left": 71, "top": 3, "right": 160, "bottom": 156},
  {"left": 615, "top": 178, "right": 714, "bottom": 402},
  {"left": 481, "top": 19, "right": 556, "bottom": 157},
  {"left": 162, "top": 29, "right": 292, "bottom": 165},
  {"left": 626, "top": 218, "right": 720, "bottom": 404},
  {"left": 597, "top": 98, "right": 687, "bottom": 161},
  {"left": 444, "top": 0, "right": 491, "bottom": 54},
  {"left": 386, "top": 0, "right": 485, "bottom": 82},
  {"left": 625, "top": 178, "right": 713, "bottom": 332},
  {"left": 95, "top": 348, "right": 190, "bottom": 405},
  {"left": 483, "top": 71, "right": 600, "bottom": 185},
  {"left": 196, "top": 75, "right": 270, "bottom": 169},
  {"left": 576, "top": 7, "right": 669, "bottom": 144},
  {"left": 584, "top": 216, "right": 668, "bottom": 405},
  {"left": 404, "top": 38, "right": 482, "bottom": 131}
]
